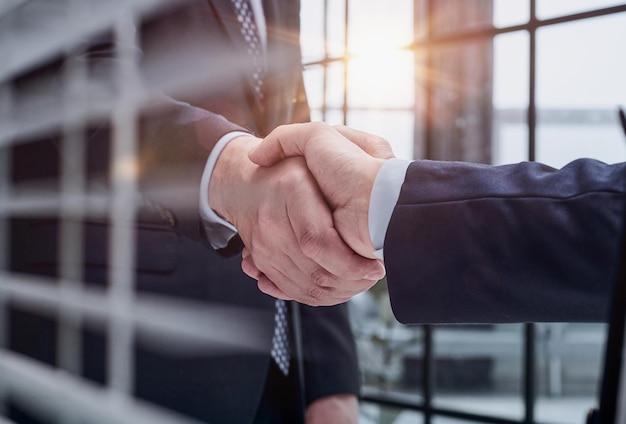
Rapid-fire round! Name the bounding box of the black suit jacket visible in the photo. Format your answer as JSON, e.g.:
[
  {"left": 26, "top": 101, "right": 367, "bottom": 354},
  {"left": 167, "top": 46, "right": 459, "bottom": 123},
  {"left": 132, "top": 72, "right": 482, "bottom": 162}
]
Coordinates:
[
  {"left": 384, "top": 159, "right": 626, "bottom": 324},
  {"left": 8, "top": 1, "right": 359, "bottom": 423}
]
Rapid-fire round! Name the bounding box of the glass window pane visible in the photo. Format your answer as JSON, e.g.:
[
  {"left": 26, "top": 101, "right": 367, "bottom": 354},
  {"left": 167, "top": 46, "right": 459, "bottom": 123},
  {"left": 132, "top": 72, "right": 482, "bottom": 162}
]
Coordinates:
[
  {"left": 325, "top": 108, "right": 345, "bottom": 126},
  {"left": 493, "top": 120, "right": 529, "bottom": 165},
  {"left": 310, "top": 109, "right": 323, "bottom": 122},
  {"left": 535, "top": 323, "right": 608, "bottom": 424},
  {"left": 492, "top": 31, "right": 529, "bottom": 165},
  {"left": 349, "top": 286, "right": 423, "bottom": 405},
  {"left": 433, "top": 418, "right": 476, "bottom": 424},
  {"left": 494, "top": 0, "right": 530, "bottom": 28},
  {"left": 309, "top": 110, "right": 345, "bottom": 126},
  {"left": 425, "top": 39, "right": 493, "bottom": 163},
  {"left": 536, "top": 14, "right": 626, "bottom": 168},
  {"left": 304, "top": 62, "right": 345, "bottom": 114},
  {"left": 537, "top": 123, "right": 626, "bottom": 168},
  {"left": 326, "top": 61, "right": 345, "bottom": 109},
  {"left": 303, "top": 65, "right": 324, "bottom": 110},
  {"left": 301, "top": 0, "right": 325, "bottom": 63},
  {"left": 432, "top": 324, "right": 525, "bottom": 421},
  {"left": 537, "top": 0, "right": 626, "bottom": 20},
  {"left": 310, "top": 109, "right": 345, "bottom": 126},
  {"left": 537, "top": 15, "right": 626, "bottom": 109},
  {"left": 493, "top": 31, "right": 529, "bottom": 111},
  {"left": 347, "top": 111, "right": 414, "bottom": 160},
  {"left": 347, "top": 50, "right": 414, "bottom": 110},
  {"left": 327, "top": 0, "right": 346, "bottom": 58},
  {"left": 347, "top": 0, "right": 413, "bottom": 55},
  {"left": 360, "top": 401, "right": 423, "bottom": 424}
]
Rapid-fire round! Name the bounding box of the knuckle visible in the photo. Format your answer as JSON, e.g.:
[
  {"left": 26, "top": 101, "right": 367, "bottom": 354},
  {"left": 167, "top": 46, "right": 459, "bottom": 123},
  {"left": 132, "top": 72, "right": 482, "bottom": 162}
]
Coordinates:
[
  {"left": 274, "top": 124, "right": 290, "bottom": 136},
  {"left": 306, "top": 286, "right": 324, "bottom": 306},
  {"left": 299, "top": 229, "right": 323, "bottom": 257},
  {"left": 275, "top": 171, "right": 299, "bottom": 193},
  {"left": 309, "top": 121, "right": 329, "bottom": 132},
  {"left": 308, "top": 285, "right": 325, "bottom": 300},
  {"left": 310, "top": 268, "right": 329, "bottom": 287},
  {"left": 256, "top": 207, "right": 277, "bottom": 229},
  {"left": 257, "top": 279, "right": 271, "bottom": 295}
]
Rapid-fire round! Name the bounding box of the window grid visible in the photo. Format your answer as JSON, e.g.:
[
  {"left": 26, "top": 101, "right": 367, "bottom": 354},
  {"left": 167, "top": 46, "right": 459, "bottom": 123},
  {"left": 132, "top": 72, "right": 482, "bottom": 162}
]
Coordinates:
[
  {"left": 302, "top": 1, "right": 626, "bottom": 424},
  {"left": 107, "top": 10, "right": 140, "bottom": 400},
  {"left": 0, "top": 1, "right": 268, "bottom": 423}
]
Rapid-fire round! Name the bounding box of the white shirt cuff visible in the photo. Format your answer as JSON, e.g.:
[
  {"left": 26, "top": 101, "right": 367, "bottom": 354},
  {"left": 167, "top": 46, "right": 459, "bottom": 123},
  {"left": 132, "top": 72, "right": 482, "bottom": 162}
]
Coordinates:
[
  {"left": 199, "top": 131, "right": 254, "bottom": 249},
  {"left": 369, "top": 158, "right": 413, "bottom": 260}
]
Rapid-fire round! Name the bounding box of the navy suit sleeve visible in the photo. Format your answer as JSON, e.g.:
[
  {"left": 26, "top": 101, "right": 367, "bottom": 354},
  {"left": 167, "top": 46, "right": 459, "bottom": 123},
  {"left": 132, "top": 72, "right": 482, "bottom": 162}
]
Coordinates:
[
  {"left": 138, "top": 100, "right": 246, "bottom": 243},
  {"left": 384, "top": 159, "right": 626, "bottom": 324}
]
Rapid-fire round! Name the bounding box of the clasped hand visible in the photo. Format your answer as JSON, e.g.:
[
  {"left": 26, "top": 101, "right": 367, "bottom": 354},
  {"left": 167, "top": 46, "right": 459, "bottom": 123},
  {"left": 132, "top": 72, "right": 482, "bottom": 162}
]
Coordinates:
[{"left": 209, "top": 122, "right": 394, "bottom": 306}]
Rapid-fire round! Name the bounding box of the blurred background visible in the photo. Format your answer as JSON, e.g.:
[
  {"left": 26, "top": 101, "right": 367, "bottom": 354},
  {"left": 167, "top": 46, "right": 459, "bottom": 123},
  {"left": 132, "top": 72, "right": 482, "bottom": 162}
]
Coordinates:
[
  {"left": 298, "top": 0, "right": 625, "bottom": 423},
  {"left": 1, "top": 0, "right": 625, "bottom": 423}
]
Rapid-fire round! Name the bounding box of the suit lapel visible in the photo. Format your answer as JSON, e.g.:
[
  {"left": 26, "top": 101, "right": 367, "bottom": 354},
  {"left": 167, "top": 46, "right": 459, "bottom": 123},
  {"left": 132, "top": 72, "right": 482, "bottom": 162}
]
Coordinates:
[
  {"left": 262, "top": 0, "right": 281, "bottom": 30},
  {"left": 209, "top": 0, "right": 265, "bottom": 112},
  {"left": 209, "top": 0, "right": 301, "bottom": 135},
  {"left": 261, "top": 0, "right": 302, "bottom": 134}
]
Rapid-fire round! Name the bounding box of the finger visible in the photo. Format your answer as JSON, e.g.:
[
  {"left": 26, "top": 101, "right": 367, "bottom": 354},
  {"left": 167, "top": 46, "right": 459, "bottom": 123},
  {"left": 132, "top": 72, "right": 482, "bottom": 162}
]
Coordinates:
[
  {"left": 247, "top": 223, "right": 340, "bottom": 296},
  {"left": 261, "top": 263, "right": 339, "bottom": 307},
  {"left": 245, "top": 163, "right": 365, "bottom": 291},
  {"left": 317, "top": 276, "right": 380, "bottom": 294},
  {"left": 287, "top": 182, "right": 386, "bottom": 277},
  {"left": 253, "top": 230, "right": 369, "bottom": 300},
  {"left": 257, "top": 276, "right": 293, "bottom": 301},
  {"left": 248, "top": 122, "right": 335, "bottom": 166},
  {"left": 247, "top": 123, "right": 306, "bottom": 166},
  {"left": 258, "top": 267, "right": 360, "bottom": 301},
  {"left": 242, "top": 246, "right": 253, "bottom": 264},
  {"left": 300, "top": 227, "right": 385, "bottom": 278},
  {"left": 258, "top": 267, "right": 362, "bottom": 306},
  {"left": 275, "top": 248, "right": 371, "bottom": 299},
  {"left": 241, "top": 252, "right": 262, "bottom": 280},
  {"left": 333, "top": 125, "right": 395, "bottom": 159}
]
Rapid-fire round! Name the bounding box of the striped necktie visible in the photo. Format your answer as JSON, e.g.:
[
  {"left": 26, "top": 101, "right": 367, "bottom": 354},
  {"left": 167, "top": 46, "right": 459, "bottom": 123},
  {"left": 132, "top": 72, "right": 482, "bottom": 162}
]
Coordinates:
[
  {"left": 230, "top": 0, "right": 265, "bottom": 99},
  {"left": 270, "top": 299, "right": 290, "bottom": 376},
  {"left": 230, "top": 1, "right": 289, "bottom": 375}
]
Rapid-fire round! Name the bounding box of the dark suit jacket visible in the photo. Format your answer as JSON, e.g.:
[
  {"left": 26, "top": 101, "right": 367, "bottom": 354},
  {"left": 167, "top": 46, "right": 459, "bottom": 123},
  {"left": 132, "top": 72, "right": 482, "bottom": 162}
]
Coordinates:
[
  {"left": 8, "top": 1, "right": 359, "bottom": 423},
  {"left": 384, "top": 159, "right": 626, "bottom": 324}
]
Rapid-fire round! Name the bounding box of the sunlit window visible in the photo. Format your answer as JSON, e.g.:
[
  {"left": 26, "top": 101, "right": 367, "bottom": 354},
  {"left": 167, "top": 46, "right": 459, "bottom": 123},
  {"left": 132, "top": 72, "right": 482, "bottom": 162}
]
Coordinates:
[{"left": 300, "top": 1, "right": 626, "bottom": 423}]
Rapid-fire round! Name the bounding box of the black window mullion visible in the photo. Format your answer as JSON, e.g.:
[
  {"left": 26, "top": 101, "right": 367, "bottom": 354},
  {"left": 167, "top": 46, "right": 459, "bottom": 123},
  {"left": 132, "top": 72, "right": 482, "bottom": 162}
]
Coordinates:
[
  {"left": 423, "top": 324, "right": 434, "bottom": 424},
  {"left": 321, "top": 0, "right": 328, "bottom": 122},
  {"left": 524, "top": 324, "right": 537, "bottom": 424},
  {"left": 528, "top": 0, "right": 537, "bottom": 162},
  {"left": 342, "top": 0, "right": 349, "bottom": 126}
]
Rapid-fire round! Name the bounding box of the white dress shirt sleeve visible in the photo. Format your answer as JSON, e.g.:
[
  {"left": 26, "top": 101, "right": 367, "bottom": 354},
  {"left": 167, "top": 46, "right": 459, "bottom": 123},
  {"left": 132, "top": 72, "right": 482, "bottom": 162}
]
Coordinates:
[
  {"left": 369, "top": 158, "right": 413, "bottom": 260},
  {"left": 198, "top": 0, "right": 266, "bottom": 250},
  {"left": 199, "top": 131, "right": 255, "bottom": 249}
]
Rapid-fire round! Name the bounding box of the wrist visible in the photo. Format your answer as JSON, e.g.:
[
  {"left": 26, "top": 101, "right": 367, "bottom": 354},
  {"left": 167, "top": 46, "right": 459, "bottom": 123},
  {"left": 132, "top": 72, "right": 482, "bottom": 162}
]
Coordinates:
[
  {"left": 356, "top": 157, "right": 387, "bottom": 255},
  {"left": 333, "top": 156, "right": 386, "bottom": 259},
  {"left": 367, "top": 158, "right": 412, "bottom": 257},
  {"left": 208, "top": 135, "right": 261, "bottom": 225}
]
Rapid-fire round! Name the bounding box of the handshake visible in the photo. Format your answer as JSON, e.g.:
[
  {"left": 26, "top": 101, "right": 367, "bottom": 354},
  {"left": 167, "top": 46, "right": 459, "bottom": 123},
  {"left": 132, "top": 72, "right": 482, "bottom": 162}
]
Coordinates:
[{"left": 209, "top": 122, "right": 395, "bottom": 306}]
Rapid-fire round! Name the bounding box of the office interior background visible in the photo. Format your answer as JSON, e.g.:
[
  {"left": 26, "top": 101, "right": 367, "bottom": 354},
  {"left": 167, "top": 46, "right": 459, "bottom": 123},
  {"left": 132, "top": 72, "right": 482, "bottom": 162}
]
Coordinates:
[
  {"left": 299, "top": 1, "right": 625, "bottom": 423},
  {"left": 0, "top": 0, "right": 625, "bottom": 423}
]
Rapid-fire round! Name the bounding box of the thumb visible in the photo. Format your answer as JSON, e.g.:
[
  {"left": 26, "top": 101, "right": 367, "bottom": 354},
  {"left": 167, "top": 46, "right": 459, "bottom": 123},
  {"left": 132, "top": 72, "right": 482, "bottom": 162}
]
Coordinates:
[
  {"left": 333, "top": 125, "right": 395, "bottom": 159},
  {"left": 248, "top": 123, "right": 309, "bottom": 166}
]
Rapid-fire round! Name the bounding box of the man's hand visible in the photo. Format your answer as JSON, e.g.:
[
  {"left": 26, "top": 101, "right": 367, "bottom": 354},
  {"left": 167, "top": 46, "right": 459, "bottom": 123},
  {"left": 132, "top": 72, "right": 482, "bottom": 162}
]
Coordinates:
[
  {"left": 305, "top": 394, "right": 358, "bottom": 424},
  {"left": 249, "top": 122, "right": 394, "bottom": 259},
  {"left": 209, "top": 135, "right": 385, "bottom": 306}
]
